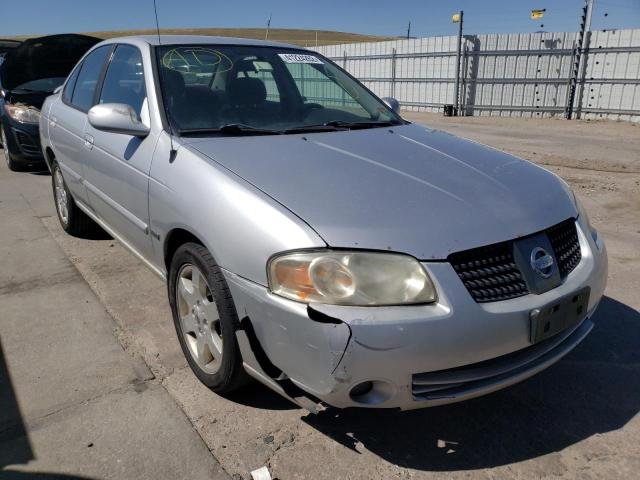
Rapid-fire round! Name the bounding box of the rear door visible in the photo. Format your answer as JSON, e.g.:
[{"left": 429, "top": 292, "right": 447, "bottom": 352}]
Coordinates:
[
  {"left": 49, "top": 45, "right": 112, "bottom": 203},
  {"left": 82, "top": 44, "right": 157, "bottom": 260}
]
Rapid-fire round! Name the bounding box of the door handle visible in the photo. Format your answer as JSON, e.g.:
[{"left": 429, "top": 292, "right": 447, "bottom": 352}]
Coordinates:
[
  {"left": 83, "top": 134, "right": 94, "bottom": 150},
  {"left": 49, "top": 115, "right": 57, "bottom": 128}
]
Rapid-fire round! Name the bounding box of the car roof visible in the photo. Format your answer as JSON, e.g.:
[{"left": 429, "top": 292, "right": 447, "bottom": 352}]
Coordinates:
[{"left": 102, "top": 35, "right": 301, "bottom": 50}]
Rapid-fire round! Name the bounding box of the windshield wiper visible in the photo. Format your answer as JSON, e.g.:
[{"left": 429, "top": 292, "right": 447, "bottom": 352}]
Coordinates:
[
  {"left": 179, "top": 124, "right": 282, "bottom": 136},
  {"left": 282, "top": 124, "right": 344, "bottom": 134},
  {"left": 323, "top": 120, "right": 402, "bottom": 130}
]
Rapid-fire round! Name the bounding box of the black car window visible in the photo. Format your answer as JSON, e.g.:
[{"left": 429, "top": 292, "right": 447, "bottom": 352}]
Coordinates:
[
  {"left": 99, "top": 44, "right": 146, "bottom": 116},
  {"left": 62, "top": 64, "right": 81, "bottom": 103},
  {"left": 71, "top": 45, "right": 111, "bottom": 111}
]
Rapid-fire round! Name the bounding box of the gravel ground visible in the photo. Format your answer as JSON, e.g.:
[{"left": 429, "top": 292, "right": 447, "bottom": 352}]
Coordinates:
[{"left": 11, "top": 113, "right": 640, "bottom": 480}]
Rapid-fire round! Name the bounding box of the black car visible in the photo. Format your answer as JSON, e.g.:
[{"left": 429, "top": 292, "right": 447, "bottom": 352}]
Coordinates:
[{"left": 1, "top": 34, "right": 99, "bottom": 170}]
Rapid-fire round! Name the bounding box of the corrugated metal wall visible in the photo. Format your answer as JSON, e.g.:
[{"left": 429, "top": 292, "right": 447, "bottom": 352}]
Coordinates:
[{"left": 314, "top": 29, "right": 640, "bottom": 122}]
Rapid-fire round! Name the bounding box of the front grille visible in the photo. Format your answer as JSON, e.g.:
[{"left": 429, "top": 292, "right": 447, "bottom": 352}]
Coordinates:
[
  {"left": 449, "top": 218, "right": 581, "bottom": 303},
  {"left": 448, "top": 241, "right": 528, "bottom": 303},
  {"left": 547, "top": 219, "right": 582, "bottom": 277}
]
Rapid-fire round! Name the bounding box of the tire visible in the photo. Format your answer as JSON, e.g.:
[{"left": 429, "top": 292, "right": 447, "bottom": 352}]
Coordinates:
[
  {"left": 1, "top": 125, "right": 22, "bottom": 172},
  {"left": 168, "top": 242, "right": 249, "bottom": 393},
  {"left": 51, "top": 161, "right": 97, "bottom": 236}
]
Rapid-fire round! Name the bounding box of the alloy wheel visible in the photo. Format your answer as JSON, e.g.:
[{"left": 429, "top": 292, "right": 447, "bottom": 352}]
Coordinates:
[
  {"left": 54, "top": 168, "right": 69, "bottom": 226},
  {"left": 176, "top": 264, "right": 224, "bottom": 374}
]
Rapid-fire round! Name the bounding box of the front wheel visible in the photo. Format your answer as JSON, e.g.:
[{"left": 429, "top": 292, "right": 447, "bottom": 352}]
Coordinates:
[
  {"left": 168, "top": 242, "right": 249, "bottom": 393},
  {"left": 1, "top": 125, "right": 22, "bottom": 172}
]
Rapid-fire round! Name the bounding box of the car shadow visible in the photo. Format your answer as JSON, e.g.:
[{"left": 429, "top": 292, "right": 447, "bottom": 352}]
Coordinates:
[
  {"left": 301, "top": 296, "right": 640, "bottom": 471},
  {"left": 223, "top": 381, "right": 300, "bottom": 411},
  {"left": 75, "top": 227, "right": 113, "bottom": 241},
  {"left": 28, "top": 168, "right": 51, "bottom": 176},
  {"left": 0, "top": 340, "right": 97, "bottom": 479}
]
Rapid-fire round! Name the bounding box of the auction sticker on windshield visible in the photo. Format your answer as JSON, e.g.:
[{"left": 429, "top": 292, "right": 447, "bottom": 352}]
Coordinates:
[{"left": 278, "top": 53, "right": 323, "bottom": 64}]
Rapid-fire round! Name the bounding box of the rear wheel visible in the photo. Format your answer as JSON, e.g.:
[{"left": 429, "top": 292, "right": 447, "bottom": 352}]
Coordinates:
[
  {"left": 51, "top": 162, "right": 97, "bottom": 236},
  {"left": 168, "top": 242, "right": 249, "bottom": 393}
]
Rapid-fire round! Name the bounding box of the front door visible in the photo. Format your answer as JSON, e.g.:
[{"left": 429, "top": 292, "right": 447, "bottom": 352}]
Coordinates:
[{"left": 82, "top": 44, "right": 157, "bottom": 261}]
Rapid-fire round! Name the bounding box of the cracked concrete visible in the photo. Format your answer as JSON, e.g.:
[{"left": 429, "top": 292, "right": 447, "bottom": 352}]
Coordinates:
[{"left": 2, "top": 113, "right": 639, "bottom": 479}]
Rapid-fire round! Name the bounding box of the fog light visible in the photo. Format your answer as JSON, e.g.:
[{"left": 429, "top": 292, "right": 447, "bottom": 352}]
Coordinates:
[
  {"left": 349, "top": 380, "right": 396, "bottom": 405},
  {"left": 349, "top": 381, "right": 373, "bottom": 398}
]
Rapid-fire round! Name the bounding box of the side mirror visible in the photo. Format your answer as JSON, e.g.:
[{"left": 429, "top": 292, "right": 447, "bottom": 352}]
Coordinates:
[
  {"left": 382, "top": 97, "right": 401, "bottom": 115},
  {"left": 53, "top": 86, "right": 63, "bottom": 95},
  {"left": 88, "top": 103, "right": 150, "bottom": 137}
]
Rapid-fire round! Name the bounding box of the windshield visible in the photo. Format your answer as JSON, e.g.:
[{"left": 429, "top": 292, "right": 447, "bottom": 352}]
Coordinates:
[{"left": 156, "top": 45, "right": 403, "bottom": 135}]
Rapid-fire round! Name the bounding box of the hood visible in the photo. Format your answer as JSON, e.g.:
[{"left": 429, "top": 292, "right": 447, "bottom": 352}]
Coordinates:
[
  {"left": 187, "top": 123, "right": 577, "bottom": 259},
  {"left": 0, "top": 34, "right": 99, "bottom": 92},
  {"left": 3, "top": 90, "right": 50, "bottom": 110}
]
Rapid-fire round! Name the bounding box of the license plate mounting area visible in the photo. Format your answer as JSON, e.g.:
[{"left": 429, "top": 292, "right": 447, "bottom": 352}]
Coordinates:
[{"left": 530, "top": 287, "right": 591, "bottom": 343}]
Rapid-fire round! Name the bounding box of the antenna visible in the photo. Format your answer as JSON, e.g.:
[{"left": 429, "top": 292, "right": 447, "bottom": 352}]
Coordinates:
[
  {"left": 153, "top": 0, "right": 162, "bottom": 44},
  {"left": 152, "top": 0, "right": 177, "bottom": 161}
]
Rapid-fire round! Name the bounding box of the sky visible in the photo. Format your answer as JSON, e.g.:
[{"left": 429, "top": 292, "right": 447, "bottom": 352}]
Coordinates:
[{"left": 2, "top": 0, "right": 639, "bottom": 38}]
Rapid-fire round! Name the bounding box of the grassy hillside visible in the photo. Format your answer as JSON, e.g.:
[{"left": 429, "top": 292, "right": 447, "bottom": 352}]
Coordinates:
[{"left": 11, "top": 28, "right": 396, "bottom": 47}]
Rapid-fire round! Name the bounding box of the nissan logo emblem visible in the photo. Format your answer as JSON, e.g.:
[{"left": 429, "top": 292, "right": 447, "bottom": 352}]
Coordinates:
[{"left": 530, "top": 247, "right": 554, "bottom": 279}]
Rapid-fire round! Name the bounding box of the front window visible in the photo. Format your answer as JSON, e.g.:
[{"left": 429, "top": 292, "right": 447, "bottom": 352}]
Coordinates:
[
  {"left": 156, "top": 45, "right": 403, "bottom": 135},
  {"left": 99, "top": 44, "right": 146, "bottom": 117}
]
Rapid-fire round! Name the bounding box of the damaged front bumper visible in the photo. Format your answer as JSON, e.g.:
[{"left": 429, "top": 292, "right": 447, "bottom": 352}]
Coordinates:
[{"left": 224, "top": 222, "right": 607, "bottom": 411}]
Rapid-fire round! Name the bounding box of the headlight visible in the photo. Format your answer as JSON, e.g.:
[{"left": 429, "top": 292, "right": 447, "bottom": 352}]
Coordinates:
[
  {"left": 574, "top": 193, "right": 591, "bottom": 231},
  {"left": 4, "top": 104, "right": 41, "bottom": 124},
  {"left": 574, "top": 192, "right": 600, "bottom": 247},
  {"left": 268, "top": 250, "right": 437, "bottom": 306}
]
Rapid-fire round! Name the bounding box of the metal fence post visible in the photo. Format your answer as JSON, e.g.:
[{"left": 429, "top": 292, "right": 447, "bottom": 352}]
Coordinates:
[
  {"left": 454, "top": 10, "right": 464, "bottom": 115},
  {"left": 461, "top": 45, "right": 468, "bottom": 115},
  {"left": 566, "top": 0, "right": 593, "bottom": 119},
  {"left": 575, "top": 30, "right": 592, "bottom": 119},
  {"left": 342, "top": 50, "right": 347, "bottom": 106},
  {"left": 391, "top": 48, "right": 397, "bottom": 98}
]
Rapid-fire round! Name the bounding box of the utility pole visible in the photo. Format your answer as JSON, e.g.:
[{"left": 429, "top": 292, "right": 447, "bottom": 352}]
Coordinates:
[
  {"left": 566, "top": 0, "right": 594, "bottom": 119},
  {"left": 265, "top": 13, "right": 272, "bottom": 40},
  {"left": 407, "top": 21, "right": 411, "bottom": 39},
  {"left": 453, "top": 11, "right": 464, "bottom": 115}
]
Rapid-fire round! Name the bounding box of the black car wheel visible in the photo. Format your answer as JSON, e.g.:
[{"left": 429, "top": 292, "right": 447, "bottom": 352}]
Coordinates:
[
  {"left": 168, "top": 242, "right": 249, "bottom": 393},
  {"left": 1, "top": 125, "right": 21, "bottom": 171}
]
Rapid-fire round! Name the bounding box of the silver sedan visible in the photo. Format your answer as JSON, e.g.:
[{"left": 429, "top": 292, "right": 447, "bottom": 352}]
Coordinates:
[{"left": 39, "top": 35, "right": 607, "bottom": 411}]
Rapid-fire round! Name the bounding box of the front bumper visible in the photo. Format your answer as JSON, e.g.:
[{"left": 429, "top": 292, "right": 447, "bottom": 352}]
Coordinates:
[
  {"left": 1, "top": 119, "right": 45, "bottom": 163},
  {"left": 225, "top": 221, "right": 607, "bottom": 410}
]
